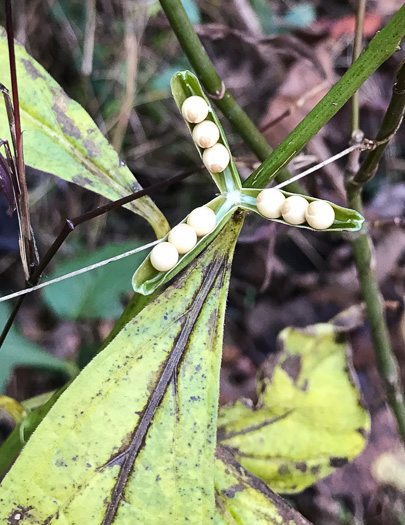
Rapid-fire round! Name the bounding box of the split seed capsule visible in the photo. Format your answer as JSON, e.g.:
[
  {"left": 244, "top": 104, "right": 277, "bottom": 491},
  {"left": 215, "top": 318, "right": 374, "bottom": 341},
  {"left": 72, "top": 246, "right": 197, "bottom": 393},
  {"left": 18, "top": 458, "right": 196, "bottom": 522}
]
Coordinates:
[
  {"left": 150, "top": 242, "right": 179, "bottom": 272},
  {"left": 256, "top": 189, "right": 286, "bottom": 219},
  {"left": 305, "top": 200, "right": 335, "bottom": 230},
  {"left": 187, "top": 206, "right": 217, "bottom": 237},
  {"left": 181, "top": 96, "right": 209, "bottom": 124},
  {"left": 281, "top": 196, "right": 309, "bottom": 225},
  {"left": 202, "top": 143, "right": 230, "bottom": 173},
  {"left": 192, "top": 120, "right": 220, "bottom": 149},
  {"left": 168, "top": 223, "right": 198, "bottom": 254}
]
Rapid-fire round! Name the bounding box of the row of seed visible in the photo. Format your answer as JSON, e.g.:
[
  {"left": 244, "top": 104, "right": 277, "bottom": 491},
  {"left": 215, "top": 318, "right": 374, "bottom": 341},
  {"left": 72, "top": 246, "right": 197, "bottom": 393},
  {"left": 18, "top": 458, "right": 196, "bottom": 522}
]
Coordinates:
[
  {"left": 256, "top": 189, "right": 335, "bottom": 230},
  {"left": 150, "top": 206, "right": 217, "bottom": 272},
  {"left": 181, "top": 96, "right": 230, "bottom": 173}
]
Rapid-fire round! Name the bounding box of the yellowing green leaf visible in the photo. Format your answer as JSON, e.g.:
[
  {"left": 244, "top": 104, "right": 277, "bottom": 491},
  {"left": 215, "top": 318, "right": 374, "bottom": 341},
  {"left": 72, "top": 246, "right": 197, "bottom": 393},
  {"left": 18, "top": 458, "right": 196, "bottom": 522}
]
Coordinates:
[
  {"left": 0, "top": 27, "right": 169, "bottom": 238},
  {"left": 214, "top": 446, "right": 312, "bottom": 524},
  {"left": 218, "top": 323, "right": 370, "bottom": 494},
  {"left": 0, "top": 215, "right": 243, "bottom": 524}
]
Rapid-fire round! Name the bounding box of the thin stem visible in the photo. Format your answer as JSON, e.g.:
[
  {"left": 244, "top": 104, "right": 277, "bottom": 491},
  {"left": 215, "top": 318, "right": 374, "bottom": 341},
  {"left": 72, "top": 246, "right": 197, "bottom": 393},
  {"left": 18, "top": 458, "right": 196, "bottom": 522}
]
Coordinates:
[
  {"left": 158, "top": 0, "right": 304, "bottom": 194},
  {"left": 274, "top": 143, "right": 363, "bottom": 190},
  {"left": 351, "top": 0, "right": 366, "bottom": 131},
  {"left": 0, "top": 165, "right": 199, "bottom": 348},
  {"left": 345, "top": 4, "right": 405, "bottom": 442}
]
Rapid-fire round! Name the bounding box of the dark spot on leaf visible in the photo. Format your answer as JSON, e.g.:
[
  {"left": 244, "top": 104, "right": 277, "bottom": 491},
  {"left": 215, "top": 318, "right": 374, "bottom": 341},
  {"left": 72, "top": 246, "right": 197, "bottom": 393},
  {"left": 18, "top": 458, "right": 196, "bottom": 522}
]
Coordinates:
[
  {"left": 281, "top": 354, "right": 301, "bottom": 383},
  {"left": 189, "top": 396, "right": 200, "bottom": 402},
  {"left": 296, "top": 462, "right": 307, "bottom": 472},
  {"left": 156, "top": 475, "right": 161, "bottom": 482},
  {"left": 21, "top": 58, "right": 46, "bottom": 80},
  {"left": 72, "top": 175, "right": 94, "bottom": 188},
  {"left": 330, "top": 457, "right": 349, "bottom": 468},
  {"left": 83, "top": 138, "right": 101, "bottom": 158},
  {"left": 221, "top": 483, "right": 245, "bottom": 498},
  {"left": 356, "top": 427, "right": 368, "bottom": 438},
  {"left": 300, "top": 379, "right": 309, "bottom": 391},
  {"left": 310, "top": 465, "right": 320, "bottom": 475},
  {"left": 334, "top": 331, "right": 347, "bottom": 345},
  {"left": 278, "top": 464, "right": 290, "bottom": 476},
  {"left": 86, "top": 463, "right": 92, "bottom": 468},
  {"left": 55, "top": 457, "right": 67, "bottom": 468},
  {"left": 52, "top": 102, "right": 81, "bottom": 139},
  {"left": 7, "top": 505, "right": 34, "bottom": 524}
]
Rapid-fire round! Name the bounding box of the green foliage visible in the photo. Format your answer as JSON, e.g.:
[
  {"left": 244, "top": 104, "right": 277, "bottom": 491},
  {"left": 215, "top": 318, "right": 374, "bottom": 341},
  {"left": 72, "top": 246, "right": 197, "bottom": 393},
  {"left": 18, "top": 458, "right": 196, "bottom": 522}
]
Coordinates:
[
  {"left": 171, "top": 71, "right": 242, "bottom": 192},
  {"left": 218, "top": 323, "right": 370, "bottom": 494},
  {"left": 0, "top": 304, "right": 78, "bottom": 394},
  {"left": 42, "top": 241, "right": 146, "bottom": 320},
  {"left": 214, "top": 447, "right": 311, "bottom": 524},
  {"left": 0, "top": 217, "right": 242, "bottom": 522},
  {"left": 0, "top": 27, "right": 169, "bottom": 239}
]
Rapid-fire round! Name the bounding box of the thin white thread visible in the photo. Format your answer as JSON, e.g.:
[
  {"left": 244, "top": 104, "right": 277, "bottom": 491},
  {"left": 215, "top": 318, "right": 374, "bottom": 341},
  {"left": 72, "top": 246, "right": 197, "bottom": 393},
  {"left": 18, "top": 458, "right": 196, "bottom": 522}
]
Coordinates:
[
  {"left": 274, "top": 144, "right": 361, "bottom": 190},
  {"left": 0, "top": 239, "right": 160, "bottom": 303}
]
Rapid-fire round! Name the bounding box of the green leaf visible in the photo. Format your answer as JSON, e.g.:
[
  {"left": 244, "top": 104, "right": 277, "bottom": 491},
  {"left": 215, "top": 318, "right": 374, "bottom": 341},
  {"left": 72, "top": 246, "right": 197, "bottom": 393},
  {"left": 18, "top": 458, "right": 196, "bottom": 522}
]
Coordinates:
[
  {"left": 240, "top": 188, "right": 365, "bottom": 232},
  {"left": 132, "top": 195, "right": 238, "bottom": 295},
  {"left": 42, "top": 241, "right": 147, "bottom": 320},
  {"left": 0, "top": 304, "right": 78, "bottom": 394},
  {"left": 214, "top": 446, "right": 312, "bottom": 524},
  {"left": 243, "top": 5, "right": 405, "bottom": 189},
  {"left": 0, "top": 215, "right": 243, "bottom": 523},
  {"left": 0, "top": 387, "right": 69, "bottom": 477},
  {"left": 171, "top": 71, "right": 241, "bottom": 192},
  {"left": 218, "top": 322, "right": 370, "bottom": 494},
  {"left": 0, "top": 27, "right": 169, "bottom": 238}
]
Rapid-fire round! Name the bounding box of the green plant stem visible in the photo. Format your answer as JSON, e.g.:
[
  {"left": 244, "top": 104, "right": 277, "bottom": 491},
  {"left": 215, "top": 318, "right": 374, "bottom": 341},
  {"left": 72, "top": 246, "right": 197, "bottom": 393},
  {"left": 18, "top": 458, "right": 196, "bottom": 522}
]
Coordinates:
[
  {"left": 158, "top": 0, "right": 304, "bottom": 193},
  {"left": 348, "top": 195, "right": 405, "bottom": 441},
  {"left": 244, "top": 4, "right": 405, "bottom": 189},
  {"left": 348, "top": 60, "right": 405, "bottom": 192},
  {"left": 346, "top": 8, "right": 405, "bottom": 442},
  {"left": 351, "top": 0, "right": 366, "bottom": 131}
]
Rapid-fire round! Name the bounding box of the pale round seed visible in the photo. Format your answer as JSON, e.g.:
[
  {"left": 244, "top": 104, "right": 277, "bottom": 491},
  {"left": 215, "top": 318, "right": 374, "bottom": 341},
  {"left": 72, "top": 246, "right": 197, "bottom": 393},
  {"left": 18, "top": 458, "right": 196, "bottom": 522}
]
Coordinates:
[
  {"left": 168, "top": 223, "right": 198, "bottom": 254},
  {"left": 150, "top": 242, "right": 179, "bottom": 272},
  {"left": 181, "top": 96, "right": 209, "bottom": 123},
  {"left": 281, "top": 195, "right": 309, "bottom": 225},
  {"left": 256, "top": 189, "right": 286, "bottom": 219},
  {"left": 305, "top": 200, "right": 335, "bottom": 230},
  {"left": 187, "top": 206, "right": 217, "bottom": 237},
  {"left": 192, "top": 120, "right": 220, "bottom": 148},
  {"left": 202, "top": 143, "right": 230, "bottom": 173}
]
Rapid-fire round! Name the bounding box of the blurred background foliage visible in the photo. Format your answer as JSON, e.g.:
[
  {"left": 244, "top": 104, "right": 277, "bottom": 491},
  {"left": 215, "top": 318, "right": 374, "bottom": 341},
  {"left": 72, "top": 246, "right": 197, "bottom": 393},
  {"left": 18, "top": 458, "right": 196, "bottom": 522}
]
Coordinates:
[{"left": 0, "top": 1, "right": 405, "bottom": 523}]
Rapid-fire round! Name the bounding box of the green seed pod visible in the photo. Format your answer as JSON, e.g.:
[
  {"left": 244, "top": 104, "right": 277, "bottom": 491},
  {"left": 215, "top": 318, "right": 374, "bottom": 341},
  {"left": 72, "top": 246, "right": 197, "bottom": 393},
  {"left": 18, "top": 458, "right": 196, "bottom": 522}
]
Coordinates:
[{"left": 256, "top": 189, "right": 286, "bottom": 219}]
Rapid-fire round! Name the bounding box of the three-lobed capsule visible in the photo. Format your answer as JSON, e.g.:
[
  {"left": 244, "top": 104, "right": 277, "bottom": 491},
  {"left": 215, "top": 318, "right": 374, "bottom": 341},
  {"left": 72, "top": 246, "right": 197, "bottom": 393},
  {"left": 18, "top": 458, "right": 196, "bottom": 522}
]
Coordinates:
[
  {"left": 181, "top": 96, "right": 230, "bottom": 173},
  {"left": 150, "top": 206, "right": 217, "bottom": 272},
  {"left": 256, "top": 189, "right": 335, "bottom": 230}
]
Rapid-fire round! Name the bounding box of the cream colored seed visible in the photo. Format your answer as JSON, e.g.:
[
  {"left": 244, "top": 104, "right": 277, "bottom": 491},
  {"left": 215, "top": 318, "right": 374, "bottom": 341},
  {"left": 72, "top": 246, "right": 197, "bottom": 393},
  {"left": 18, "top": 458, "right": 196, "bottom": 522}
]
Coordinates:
[
  {"left": 202, "top": 143, "right": 230, "bottom": 173},
  {"left": 256, "top": 189, "right": 286, "bottom": 219},
  {"left": 281, "top": 196, "right": 309, "bottom": 225},
  {"left": 192, "top": 120, "right": 220, "bottom": 148},
  {"left": 150, "top": 242, "right": 179, "bottom": 272},
  {"left": 168, "top": 223, "right": 198, "bottom": 254},
  {"left": 181, "top": 96, "right": 209, "bottom": 123},
  {"left": 305, "top": 200, "right": 335, "bottom": 230},
  {"left": 187, "top": 206, "right": 217, "bottom": 237}
]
